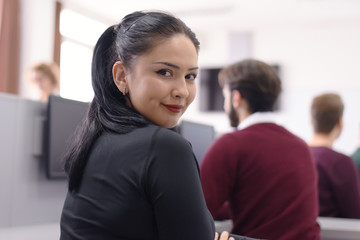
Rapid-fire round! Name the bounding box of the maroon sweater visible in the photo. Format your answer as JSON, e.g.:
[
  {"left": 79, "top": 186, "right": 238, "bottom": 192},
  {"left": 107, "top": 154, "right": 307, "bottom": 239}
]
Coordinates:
[
  {"left": 201, "top": 123, "right": 321, "bottom": 240},
  {"left": 310, "top": 146, "right": 360, "bottom": 219}
]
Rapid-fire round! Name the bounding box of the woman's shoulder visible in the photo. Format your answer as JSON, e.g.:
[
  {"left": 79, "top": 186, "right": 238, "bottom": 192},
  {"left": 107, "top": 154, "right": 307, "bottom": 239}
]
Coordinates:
[
  {"left": 133, "top": 125, "right": 193, "bottom": 159},
  {"left": 145, "top": 125, "right": 197, "bottom": 174},
  {"left": 101, "top": 124, "right": 188, "bottom": 147},
  {"left": 151, "top": 125, "right": 190, "bottom": 149}
]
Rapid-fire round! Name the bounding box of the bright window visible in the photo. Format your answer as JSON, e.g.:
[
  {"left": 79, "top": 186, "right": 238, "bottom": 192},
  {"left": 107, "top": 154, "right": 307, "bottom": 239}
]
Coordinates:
[{"left": 59, "top": 9, "right": 108, "bottom": 102}]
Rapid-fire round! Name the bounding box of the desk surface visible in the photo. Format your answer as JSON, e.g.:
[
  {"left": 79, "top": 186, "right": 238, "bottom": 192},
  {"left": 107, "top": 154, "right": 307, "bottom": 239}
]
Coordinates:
[
  {"left": 0, "top": 223, "right": 59, "bottom": 240},
  {"left": 1, "top": 217, "right": 359, "bottom": 240},
  {"left": 318, "top": 217, "right": 360, "bottom": 240},
  {"left": 215, "top": 217, "right": 360, "bottom": 240}
]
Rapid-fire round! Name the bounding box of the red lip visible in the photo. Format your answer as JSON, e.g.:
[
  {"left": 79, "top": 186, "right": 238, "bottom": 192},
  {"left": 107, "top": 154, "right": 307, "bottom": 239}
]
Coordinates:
[{"left": 163, "top": 104, "right": 183, "bottom": 113}]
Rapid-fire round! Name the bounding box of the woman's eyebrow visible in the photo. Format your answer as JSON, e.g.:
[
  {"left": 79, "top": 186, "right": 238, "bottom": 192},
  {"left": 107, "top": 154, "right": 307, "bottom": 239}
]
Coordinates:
[{"left": 152, "top": 62, "right": 199, "bottom": 71}]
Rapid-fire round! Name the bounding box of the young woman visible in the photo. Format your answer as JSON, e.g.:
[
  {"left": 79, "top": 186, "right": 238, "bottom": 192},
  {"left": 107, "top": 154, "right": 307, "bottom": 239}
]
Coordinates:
[{"left": 59, "top": 10, "right": 236, "bottom": 240}]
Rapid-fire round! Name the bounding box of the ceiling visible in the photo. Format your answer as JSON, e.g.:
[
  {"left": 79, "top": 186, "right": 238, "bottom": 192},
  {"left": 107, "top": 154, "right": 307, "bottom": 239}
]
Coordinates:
[{"left": 61, "top": 0, "right": 360, "bottom": 29}]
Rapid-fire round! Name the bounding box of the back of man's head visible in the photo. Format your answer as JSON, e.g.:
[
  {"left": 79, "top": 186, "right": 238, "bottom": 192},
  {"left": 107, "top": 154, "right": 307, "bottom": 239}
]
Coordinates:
[
  {"left": 311, "top": 93, "right": 344, "bottom": 134},
  {"left": 218, "top": 58, "right": 281, "bottom": 113}
]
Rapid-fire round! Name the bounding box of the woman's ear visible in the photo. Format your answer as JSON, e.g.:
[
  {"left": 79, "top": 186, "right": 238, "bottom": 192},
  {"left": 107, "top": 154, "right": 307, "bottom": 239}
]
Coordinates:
[{"left": 112, "top": 61, "right": 128, "bottom": 95}]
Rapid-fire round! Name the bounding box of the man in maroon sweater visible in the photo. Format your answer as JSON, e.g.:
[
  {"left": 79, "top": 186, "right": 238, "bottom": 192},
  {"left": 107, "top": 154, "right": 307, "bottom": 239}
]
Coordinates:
[
  {"left": 309, "top": 93, "right": 360, "bottom": 218},
  {"left": 200, "top": 59, "right": 321, "bottom": 240}
]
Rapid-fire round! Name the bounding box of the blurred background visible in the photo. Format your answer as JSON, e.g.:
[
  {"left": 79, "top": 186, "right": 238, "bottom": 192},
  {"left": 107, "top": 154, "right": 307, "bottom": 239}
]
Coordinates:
[
  {"left": 1, "top": 0, "right": 360, "bottom": 238},
  {"left": 4, "top": 0, "right": 359, "bottom": 154}
]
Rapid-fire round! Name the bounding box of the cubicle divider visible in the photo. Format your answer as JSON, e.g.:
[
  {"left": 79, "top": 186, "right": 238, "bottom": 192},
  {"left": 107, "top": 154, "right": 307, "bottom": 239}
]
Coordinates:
[{"left": 0, "top": 93, "right": 67, "bottom": 228}]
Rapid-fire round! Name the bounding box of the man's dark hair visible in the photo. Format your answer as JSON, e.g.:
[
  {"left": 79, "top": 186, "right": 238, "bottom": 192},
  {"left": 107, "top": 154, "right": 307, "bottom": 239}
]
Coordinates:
[{"left": 218, "top": 58, "right": 281, "bottom": 113}]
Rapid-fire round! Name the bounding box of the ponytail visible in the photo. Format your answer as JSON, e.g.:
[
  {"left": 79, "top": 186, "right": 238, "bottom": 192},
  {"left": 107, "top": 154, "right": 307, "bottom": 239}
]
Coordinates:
[
  {"left": 64, "top": 101, "right": 102, "bottom": 191},
  {"left": 64, "top": 25, "right": 148, "bottom": 191}
]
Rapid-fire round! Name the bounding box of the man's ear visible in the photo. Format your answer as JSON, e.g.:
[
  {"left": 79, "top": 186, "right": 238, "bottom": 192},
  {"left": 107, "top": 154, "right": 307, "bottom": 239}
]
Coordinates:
[
  {"left": 310, "top": 117, "right": 314, "bottom": 127},
  {"left": 337, "top": 117, "right": 344, "bottom": 131},
  {"left": 112, "top": 61, "right": 128, "bottom": 95},
  {"left": 232, "top": 89, "right": 243, "bottom": 108}
]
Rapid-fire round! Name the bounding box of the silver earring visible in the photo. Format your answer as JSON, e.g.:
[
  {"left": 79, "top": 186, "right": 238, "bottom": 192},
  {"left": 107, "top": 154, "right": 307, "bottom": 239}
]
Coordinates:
[{"left": 123, "top": 87, "right": 126, "bottom": 96}]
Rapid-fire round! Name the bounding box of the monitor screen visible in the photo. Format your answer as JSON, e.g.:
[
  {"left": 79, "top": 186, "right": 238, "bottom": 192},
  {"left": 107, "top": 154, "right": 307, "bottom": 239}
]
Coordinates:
[
  {"left": 199, "top": 68, "right": 223, "bottom": 112},
  {"left": 179, "top": 120, "right": 216, "bottom": 165},
  {"left": 199, "top": 65, "right": 281, "bottom": 112},
  {"left": 44, "top": 95, "right": 90, "bottom": 179}
]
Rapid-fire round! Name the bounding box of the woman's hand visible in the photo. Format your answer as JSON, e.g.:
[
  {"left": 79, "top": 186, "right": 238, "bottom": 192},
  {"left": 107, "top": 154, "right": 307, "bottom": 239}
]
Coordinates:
[{"left": 215, "top": 231, "right": 235, "bottom": 240}]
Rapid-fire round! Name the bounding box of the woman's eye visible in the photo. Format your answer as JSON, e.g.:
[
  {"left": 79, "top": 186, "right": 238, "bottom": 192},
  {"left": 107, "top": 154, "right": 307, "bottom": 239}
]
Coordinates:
[
  {"left": 186, "top": 73, "right": 197, "bottom": 81},
  {"left": 156, "top": 69, "right": 172, "bottom": 77}
]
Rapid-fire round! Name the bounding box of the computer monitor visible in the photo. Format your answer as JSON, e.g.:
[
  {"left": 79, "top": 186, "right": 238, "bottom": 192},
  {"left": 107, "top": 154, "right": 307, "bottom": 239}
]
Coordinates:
[
  {"left": 44, "top": 95, "right": 90, "bottom": 179},
  {"left": 199, "top": 65, "right": 281, "bottom": 112},
  {"left": 179, "top": 120, "right": 216, "bottom": 165}
]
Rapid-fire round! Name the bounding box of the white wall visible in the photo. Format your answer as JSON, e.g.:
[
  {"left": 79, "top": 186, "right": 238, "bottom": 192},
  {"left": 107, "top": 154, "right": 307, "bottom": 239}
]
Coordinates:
[{"left": 253, "top": 21, "right": 360, "bottom": 154}]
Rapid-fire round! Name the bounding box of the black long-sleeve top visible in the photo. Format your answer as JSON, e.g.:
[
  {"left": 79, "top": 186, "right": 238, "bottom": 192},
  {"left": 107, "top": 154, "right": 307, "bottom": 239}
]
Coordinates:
[{"left": 60, "top": 124, "right": 215, "bottom": 240}]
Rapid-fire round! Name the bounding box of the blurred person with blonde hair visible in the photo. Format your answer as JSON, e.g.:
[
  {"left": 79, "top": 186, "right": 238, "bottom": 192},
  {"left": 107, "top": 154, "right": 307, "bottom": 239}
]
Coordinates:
[
  {"left": 309, "top": 92, "right": 360, "bottom": 219},
  {"left": 29, "top": 62, "right": 60, "bottom": 101}
]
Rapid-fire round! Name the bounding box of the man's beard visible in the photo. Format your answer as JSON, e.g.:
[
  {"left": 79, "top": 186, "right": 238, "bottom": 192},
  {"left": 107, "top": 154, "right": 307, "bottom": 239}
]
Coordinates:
[{"left": 228, "top": 102, "right": 239, "bottom": 128}]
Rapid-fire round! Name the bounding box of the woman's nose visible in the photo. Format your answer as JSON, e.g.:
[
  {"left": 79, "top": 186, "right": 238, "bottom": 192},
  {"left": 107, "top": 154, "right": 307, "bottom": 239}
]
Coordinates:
[{"left": 173, "top": 78, "right": 189, "bottom": 98}]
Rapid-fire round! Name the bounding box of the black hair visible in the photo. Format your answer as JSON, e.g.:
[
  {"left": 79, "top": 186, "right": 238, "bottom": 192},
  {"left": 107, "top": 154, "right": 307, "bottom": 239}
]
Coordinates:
[{"left": 63, "top": 10, "right": 200, "bottom": 191}]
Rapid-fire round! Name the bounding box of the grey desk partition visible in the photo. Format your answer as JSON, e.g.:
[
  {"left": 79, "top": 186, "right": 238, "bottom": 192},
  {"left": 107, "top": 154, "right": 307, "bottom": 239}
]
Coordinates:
[{"left": 0, "top": 93, "right": 67, "bottom": 228}]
